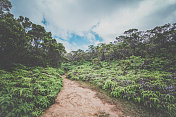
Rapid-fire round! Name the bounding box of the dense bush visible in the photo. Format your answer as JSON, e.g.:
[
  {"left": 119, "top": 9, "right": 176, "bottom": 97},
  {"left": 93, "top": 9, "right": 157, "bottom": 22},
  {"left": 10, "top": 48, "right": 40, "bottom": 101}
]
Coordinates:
[
  {"left": 67, "top": 57, "right": 176, "bottom": 117},
  {"left": 0, "top": 65, "right": 63, "bottom": 117}
]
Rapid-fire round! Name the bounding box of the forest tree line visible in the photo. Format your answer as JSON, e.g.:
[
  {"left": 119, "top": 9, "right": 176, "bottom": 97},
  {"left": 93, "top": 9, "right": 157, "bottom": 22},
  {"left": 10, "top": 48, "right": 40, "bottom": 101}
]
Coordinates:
[
  {"left": 0, "top": 0, "right": 66, "bottom": 70},
  {"left": 66, "top": 23, "right": 176, "bottom": 72}
]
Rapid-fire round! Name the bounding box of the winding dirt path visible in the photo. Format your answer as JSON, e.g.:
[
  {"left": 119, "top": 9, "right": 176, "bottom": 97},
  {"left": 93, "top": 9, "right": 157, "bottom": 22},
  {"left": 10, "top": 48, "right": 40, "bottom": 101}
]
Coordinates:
[{"left": 41, "top": 75, "right": 123, "bottom": 117}]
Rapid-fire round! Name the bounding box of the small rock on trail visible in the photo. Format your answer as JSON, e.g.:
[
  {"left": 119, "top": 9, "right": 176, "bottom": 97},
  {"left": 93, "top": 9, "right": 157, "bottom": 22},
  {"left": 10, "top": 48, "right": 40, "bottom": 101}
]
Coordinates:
[{"left": 41, "top": 75, "right": 123, "bottom": 117}]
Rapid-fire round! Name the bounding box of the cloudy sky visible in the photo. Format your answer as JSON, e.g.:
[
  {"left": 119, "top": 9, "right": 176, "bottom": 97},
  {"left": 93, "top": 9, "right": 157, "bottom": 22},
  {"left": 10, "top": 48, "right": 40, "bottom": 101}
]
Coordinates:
[{"left": 10, "top": 0, "right": 176, "bottom": 52}]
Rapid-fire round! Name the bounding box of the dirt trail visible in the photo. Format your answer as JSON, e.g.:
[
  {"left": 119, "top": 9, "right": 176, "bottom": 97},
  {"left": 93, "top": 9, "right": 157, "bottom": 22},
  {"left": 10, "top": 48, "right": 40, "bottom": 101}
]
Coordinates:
[{"left": 41, "top": 75, "right": 123, "bottom": 117}]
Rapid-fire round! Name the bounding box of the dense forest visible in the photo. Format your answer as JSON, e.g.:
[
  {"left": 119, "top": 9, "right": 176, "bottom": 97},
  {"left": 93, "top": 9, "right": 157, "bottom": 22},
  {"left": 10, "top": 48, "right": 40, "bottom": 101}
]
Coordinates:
[
  {"left": 0, "top": 0, "right": 66, "bottom": 69},
  {"left": 0, "top": 0, "right": 176, "bottom": 117}
]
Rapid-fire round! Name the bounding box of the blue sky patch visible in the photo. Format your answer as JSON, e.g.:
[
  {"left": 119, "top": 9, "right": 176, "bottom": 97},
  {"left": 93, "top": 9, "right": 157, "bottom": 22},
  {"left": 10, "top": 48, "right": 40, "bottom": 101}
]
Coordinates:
[
  {"left": 68, "top": 31, "right": 103, "bottom": 45},
  {"left": 69, "top": 33, "right": 90, "bottom": 45},
  {"left": 91, "top": 31, "right": 103, "bottom": 42},
  {"left": 42, "top": 17, "right": 47, "bottom": 25}
]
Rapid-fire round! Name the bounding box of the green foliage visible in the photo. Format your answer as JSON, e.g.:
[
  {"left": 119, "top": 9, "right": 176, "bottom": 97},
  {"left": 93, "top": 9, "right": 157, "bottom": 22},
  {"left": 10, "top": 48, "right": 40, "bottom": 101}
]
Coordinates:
[
  {"left": 0, "top": 0, "right": 66, "bottom": 69},
  {"left": 0, "top": 0, "right": 12, "bottom": 15},
  {"left": 0, "top": 66, "right": 63, "bottom": 117},
  {"left": 61, "top": 62, "right": 78, "bottom": 72},
  {"left": 67, "top": 60, "right": 176, "bottom": 116},
  {"left": 66, "top": 23, "right": 176, "bottom": 73},
  {"left": 1, "top": 1, "right": 176, "bottom": 116}
]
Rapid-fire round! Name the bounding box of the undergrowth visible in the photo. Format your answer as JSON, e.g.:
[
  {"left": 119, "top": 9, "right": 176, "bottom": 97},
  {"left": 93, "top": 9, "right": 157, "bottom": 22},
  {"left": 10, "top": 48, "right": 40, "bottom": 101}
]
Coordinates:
[
  {"left": 0, "top": 65, "right": 63, "bottom": 117},
  {"left": 67, "top": 56, "right": 176, "bottom": 117}
]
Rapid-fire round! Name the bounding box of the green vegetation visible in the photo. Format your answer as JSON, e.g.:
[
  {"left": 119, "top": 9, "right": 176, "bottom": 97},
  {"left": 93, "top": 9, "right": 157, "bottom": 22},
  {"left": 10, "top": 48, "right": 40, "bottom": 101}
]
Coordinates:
[
  {"left": 0, "top": 0, "right": 66, "bottom": 70},
  {"left": 67, "top": 59, "right": 176, "bottom": 116},
  {"left": 65, "top": 22, "right": 176, "bottom": 116},
  {"left": 1, "top": 0, "right": 176, "bottom": 117},
  {"left": 0, "top": 1, "right": 65, "bottom": 116},
  {"left": 0, "top": 65, "right": 63, "bottom": 117}
]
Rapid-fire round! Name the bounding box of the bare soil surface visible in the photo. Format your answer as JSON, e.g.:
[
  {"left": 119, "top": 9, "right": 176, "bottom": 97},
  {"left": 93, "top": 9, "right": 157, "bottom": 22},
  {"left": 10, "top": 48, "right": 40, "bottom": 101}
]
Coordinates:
[{"left": 41, "top": 75, "right": 124, "bottom": 117}]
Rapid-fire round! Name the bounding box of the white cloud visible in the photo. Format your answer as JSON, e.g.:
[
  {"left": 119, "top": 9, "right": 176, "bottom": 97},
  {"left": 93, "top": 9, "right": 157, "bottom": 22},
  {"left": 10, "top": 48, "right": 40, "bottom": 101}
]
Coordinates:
[
  {"left": 93, "top": 0, "right": 176, "bottom": 43},
  {"left": 10, "top": 0, "right": 176, "bottom": 52}
]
